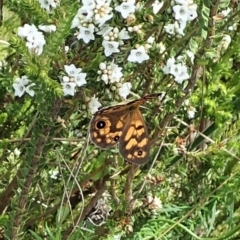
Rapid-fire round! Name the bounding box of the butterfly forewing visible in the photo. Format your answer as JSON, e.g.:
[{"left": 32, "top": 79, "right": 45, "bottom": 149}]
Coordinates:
[{"left": 90, "top": 105, "right": 129, "bottom": 148}]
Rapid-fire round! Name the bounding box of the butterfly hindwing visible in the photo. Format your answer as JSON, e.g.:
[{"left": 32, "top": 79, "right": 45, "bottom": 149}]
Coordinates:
[{"left": 119, "top": 108, "right": 150, "bottom": 164}]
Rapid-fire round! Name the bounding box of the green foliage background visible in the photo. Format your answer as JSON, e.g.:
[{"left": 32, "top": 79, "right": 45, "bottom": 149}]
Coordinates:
[{"left": 1, "top": 0, "right": 240, "bottom": 239}]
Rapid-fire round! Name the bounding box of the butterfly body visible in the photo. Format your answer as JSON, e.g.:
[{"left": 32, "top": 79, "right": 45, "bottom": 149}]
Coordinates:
[{"left": 90, "top": 93, "right": 160, "bottom": 164}]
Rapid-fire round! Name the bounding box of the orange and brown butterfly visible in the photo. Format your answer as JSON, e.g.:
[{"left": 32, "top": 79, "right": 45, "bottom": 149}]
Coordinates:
[{"left": 90, "top": 93, "right": 161, "bottom": 165}]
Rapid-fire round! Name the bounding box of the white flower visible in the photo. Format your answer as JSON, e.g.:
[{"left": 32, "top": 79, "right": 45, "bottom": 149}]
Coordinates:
[
  {"left": 118, "top": 82, "right": 132, "bottom": 99},
  {"left": 38, "top": 0, "right": 59, "bottom": 12},
  {"left": 14, "top": 148, "right": 21, "bottom": 156},
  {"left": 173, "top": 4, "right": 189, "bottom": 22},
  {"left": 18, "top": 24, "right": 46, "bottom": 55},
  {"left": 88, "top": 96, "right": 102, "bottom": 114},
  {"left": 77, "top": 24, "right": 95, "bottom": 43},
  {"left": 187, "top": 107, "right": 196, "bottom": 119},
  {"left": 64, "top": 64, "right": 87, "bottom": 87},
  {"left": 102, "top": 40, "right": 120, "bottom": 56},
  {"left": 115, "top": 0, "right": 136, "bottom": 19},
  {"left": 186, "top": 50, "right": 195, "bottom": 64},
  {"left": 221, "top": 8, "right": 231, "bottom": 17},
  {"left": 25, "top": 33, "right": 46, "bottom": 55},
  {"left": 152, "top": 0, "right": 164, "bottom": 14},
  {"left": 38, "top": 24, "right": 57, "bottom": 32},
  {"left": 49, "top": 169, "right": 59, "bottom": 179},
  {"left": 187, "top": 6, "right": 198, "bottom": 21},
  {"left": 162, "top": 57, "right": 176, "bottom": 74},
  {"left": 61, "top": 81, "right": 77, "bottom": 96},
  {"left": 75, "top": 73, "right": 87, "bottom": 86},
  {"left": 13, "top": 76, "right": 35, "bottom": 97},
  {"left": 18, "top": 24, "right": 38, "bottom": 38},
  {"left": 127, "top": 46, "right": 149, "bottom": 63},
  {"left": 119, "top": 28, "right": 130, "bottom": 40},
  {"left": 111, "top": 64, "right": 123, "bottom": 83},
  {"left": 65, "top": 46, "right": 69, "bottom": 53},
  {"left": 164, "top": 23, "right": 175, "bottom": 35},
  {"left": 147, "top": 36, "right": 155, "bottom": 44},
  {"left": 169, "top": 63, "right": 182, "bottom": 77},
  {"left": 173, "top": 3, "right": 197, "bottom": 23},
  {"left": 173, "top": 64, "right": 189, "bottom": 83},
  {"left": 64, "top": 64, "right": 82, "bottom": 77}
]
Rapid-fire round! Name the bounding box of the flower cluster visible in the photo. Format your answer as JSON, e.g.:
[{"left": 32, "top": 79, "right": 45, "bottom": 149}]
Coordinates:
[
  {"left": 164, "top": 0, "right": 197, "bottom": 36},
  {"left": 13, "top": 76, "right": 35, "bottom": 97},
  {"left": 97, "top": 62, "right": 132, "bottom": 99},
  {"left": 61, "top": 64, "right": 87, "bottom": 96},
  {"left": 18, "top": 24, "right": 56, "bottom": 55},
  {"left": 13, "top": 0, "right": 200, "bottom": 115},
  {"left": 71, "top": 0, "right": 148, "bottom": 60},
  {"left": 18, "top": 24, "right": 46, "bottom": 55},
  {"left": 162, "top": 57, "right": 190, "bottom": 84}
]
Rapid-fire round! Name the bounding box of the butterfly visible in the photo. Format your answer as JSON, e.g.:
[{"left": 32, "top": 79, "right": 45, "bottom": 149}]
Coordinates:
[{"left": 90, "top": 93, "right": 161, "bottom": 165}]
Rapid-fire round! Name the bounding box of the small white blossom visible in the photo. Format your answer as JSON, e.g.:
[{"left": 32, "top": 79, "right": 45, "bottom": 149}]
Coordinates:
[
  {"left": 64, "top": 64, "right": 82, "bottom": 77},
  {"left": 173, "top": 4, "right": 189, "bottom": 22},
  {"left": 63, "top": 64, "right": 87, "bottom": 87},
  {"left": 173, "top": 64, "right": 189, "bottom": 84},
  {"left": 61, "top": 81, "right": 77, "bottom": 96},
  {"left": 118, "top": 82, "right": 132, "bottom": 99},
  {"left": 18, "top": 24, "right": 46, "bottom": 55},
  {"left": 88, "top": 96, "right": 102, "bottom": 114},
  {"left": 18, "top": 24, "right": 38, "bottom": 38},
  {"left": 147, "top": 36, "right": 155, "bottom": 44},
  {"left": 119, "top": 28, "right": 130, "bottom": 40},
  {"left": 187, "top": 107, "right": 196, "bottom": 119},
  {"left": 164, "top": 23, "right": 175, "bottom": 35},
  {"left": 152, "top": 0, "right": 164, "bottom": 14},
  {"left": 77, "top": 24, "right": 95, "bottom": 43},
  {"left": 221, "top": 8, "right": 231, "bottom": 17},
  {"left": 38, "top": 0, "right": 60, "bottom": 13},
  {"left": 186, "top": 50, "right": 195, "bottom": 64},
  {"left": 14, "top": 148, "right": 21, "bottom": 156},
  {"left": 127, "top": 46, "right": 149, "bottom": 63},
  {"left": 49, "top": 169, "right": 59, "bottom": 179},
  {"left": 102, "top": 40, "right": 120, "bottom": 56},
  {"left": 65, "top": 46, "right": 69, "bottom": 53},
  {"left": 162, "top": 57, "right": 176, "bottom": 74},
  {"left": 75, "top": 73, "right": 87, "bottom": 87},
  {"left": 162, "top": 57, "right": 189, "bottom": 83},
  {"left": 115, "top": 0, "right": 136, "bottom": 19},
  {"left": 13, "top": 76, "right": 36, "bottom": 97}
]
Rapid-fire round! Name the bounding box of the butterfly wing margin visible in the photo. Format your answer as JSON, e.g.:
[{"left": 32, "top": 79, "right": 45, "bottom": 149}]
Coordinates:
[{"left": 119, "top": 109, "right": 150, "bottom": 164}]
